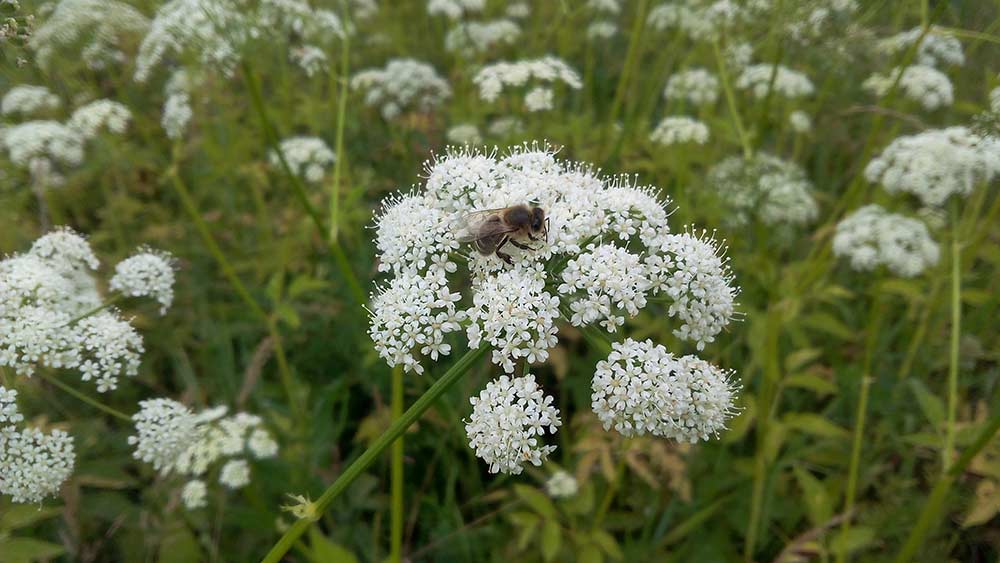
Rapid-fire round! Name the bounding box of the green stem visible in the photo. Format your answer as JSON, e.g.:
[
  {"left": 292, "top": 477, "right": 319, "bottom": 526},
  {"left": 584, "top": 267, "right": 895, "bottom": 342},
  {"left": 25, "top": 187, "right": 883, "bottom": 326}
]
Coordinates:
[
  {"left": 897, "top": 275, "right": 942, "bottom": 380},
  {"left": 600, "top": 0, "right": 649, "bottom": 155},
  {"left": 259, "top": 346, "right": 488, "bottom": 563},
  {"left": 390, "top": 364, "right": 404, "bottom": 563},
  {"left": 68, "top": 294, "right": 124, "bottom": 324},
  {"left": 593, "top": 442, "right": 629, "bottom": 528},
  {"left": 712, "top": 40, "right": 753, "bottom": 159},
  {"left": 35, "top": 371, "right": 131, "bottom": 422},
  {"left": 241, "top": 60, "right": 367, "bottom": 305},
  {"left": 329, "top": 32, "right": 351, "bottom": 242},
  {"left": 894, "top": 412, "right": 1000, "bottom": 563},
  {"left": 943, "top": 202, "right": 961, "bottom": 473},
  {"left": 745, "top": 308, "right": 781, "bottom": 562}
]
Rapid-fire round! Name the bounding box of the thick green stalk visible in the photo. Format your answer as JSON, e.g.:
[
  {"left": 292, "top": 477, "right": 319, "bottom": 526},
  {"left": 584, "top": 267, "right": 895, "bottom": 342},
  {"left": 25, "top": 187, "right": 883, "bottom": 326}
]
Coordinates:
[
  {"left": 241, "top": 61, "right": 367, "bottom": 305},
  {"left": 35, "top": 371, "right": 131, "bottom": 422},
  {"left": 712, "top": 40, "right": 753, "bottom": 160},
  {"left": 168, "top": 169, "right": 302, "bottom": 419},
  {"left": 390, "top": 365, "right": 404, "bottom": 563},
  {"left": 943, "top": 202, "right": 961, "bottom": 472},
  {"left": 894, "top": 412, "right": 1000, "bottom": 563},
  {"left": 329, "top": 33, "right": 351, "bottom": 242},
  {"left": 260, "top": 346, "right": 488, "bottom": 563}
]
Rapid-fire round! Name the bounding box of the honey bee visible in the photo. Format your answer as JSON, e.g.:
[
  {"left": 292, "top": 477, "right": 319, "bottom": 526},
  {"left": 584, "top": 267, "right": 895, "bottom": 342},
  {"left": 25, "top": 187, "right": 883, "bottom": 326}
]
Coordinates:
[{"left": 456, "top": 204, "right": 548, "bottom": 266}]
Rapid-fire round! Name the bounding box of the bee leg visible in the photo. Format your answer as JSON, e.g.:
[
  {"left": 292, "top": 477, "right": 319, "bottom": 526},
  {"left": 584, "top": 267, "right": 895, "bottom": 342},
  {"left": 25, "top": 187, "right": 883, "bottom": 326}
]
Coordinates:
[
  {"left": 509, "top": 239, "right": 536, "bottom": 251},
  {"left": 495, "top": 237, "right": 515, "bottom": 266},
  {"left": 526, "top": 233, "right": 539, "bottom": 242}
]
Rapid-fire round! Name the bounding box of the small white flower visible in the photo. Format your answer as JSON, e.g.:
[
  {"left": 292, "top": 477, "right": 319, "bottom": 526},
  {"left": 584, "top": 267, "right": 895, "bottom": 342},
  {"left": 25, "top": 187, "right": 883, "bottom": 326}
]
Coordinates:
[
  {"left": 663, "top": 69, "right": 719, "bottom": 105},
  {"left": 426, "top": 0, "right": 484, "bottom": 19},
  {"left": 587, "top": 20, "right": 617, "bottom": 41},
  {"left": 559, "top": 244, "right": 650, "bottom": 332},
  {"left": 647, "top": 1, "right": 744, "bottom": 41},
  {"left": 0, "top": 387, "right": 23, "bottom": 425},
  {"left": 290, "top": 45, "right": 327, "bottom": 76},
  {"left": 29, "top": 0, "right": 150, "bottom": 70},
  {"left": 181, "top": 480, "right": 208, "bottom": 509},
  {"left": 129, "top": 398, "right": 197, "bottom": 471},
  {"left": 863, "top": 65, "right": 953, "bottom": 110},
  {"left": 736, "top": 64, "right": 814, "bottom": 99},
  {"left": 545, "top": 470, "right": 579, "bottom": 498},
  {"left": 110, "top": 248, "right": 176, "bottom": 314},
  {"left": 465, "top": 374, "right": 561, "bottom": 475},
  {"left": 788, "top": 110, "right": 812, "bottom": 133},
  {"left": 877, "top": 26, "right": 965, "bottom": 68},
  {"left": 269, "top": 136, "right": 336, "bottom": 184},
  {"left": 473, "top": 57, "right": 581, "bottom": 111},
  {"left": 68, "top": 99, "right": 132, "bottom": 139},
  {"left": 219, "top": 459, "right": 251, "bottom": 489},
  {"left": 0, "top": 425, "right": 75, "bottom": 504},
  {"left": 1, "top": 121, "right": 85, "bottom": 168},
  {"left": 445, "top": 19, "right": 520, "bottom": 54},
  {"left": 524, "top": 86, "right": 554, "bottom": 112},
  {"left": 833, "top": 204, "right": 940, "bottom": 277},
  {"left": 707, "top": 153, "right": 818, "bottom": 227},
  {"left": 650, "top": 116, "right": 710, "bottom": 145},
  {"left": 247, "top": 428, "right": 278, "bottom": 458},
  {"left": 1, "top": 85, "right": 61, "bottom": 116},
  {"left": 352, "top": 59, "right": 451, "bottom": 121},
  {"left": 446, "top": 123, "right": 482, "bottom": 146}
]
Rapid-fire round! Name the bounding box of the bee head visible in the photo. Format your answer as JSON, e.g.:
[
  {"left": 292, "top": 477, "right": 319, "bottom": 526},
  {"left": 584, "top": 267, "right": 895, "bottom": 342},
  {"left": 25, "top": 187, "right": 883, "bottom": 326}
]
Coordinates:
[{"left": 530, "top": 207, "right": 546, "bottom": 233}]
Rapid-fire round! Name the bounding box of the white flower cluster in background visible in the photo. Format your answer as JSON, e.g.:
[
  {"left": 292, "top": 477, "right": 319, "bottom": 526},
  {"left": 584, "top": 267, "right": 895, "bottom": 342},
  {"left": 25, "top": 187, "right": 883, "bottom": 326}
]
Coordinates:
[
  {"left": 269, "top": 136, "right": 336, "bottom": 184},
  {"left": 109, "top": 248, "right": 176, "bottom": 314},
  {"left": 736, "top": 64, "right": 815, "bottom": 99},
  {"left": 473, "top": 57, "right": 582, "bottom": 112},
  {"left": 68, "top": 99, "right": 132, "bottom": 139},
  {"left": 707, "top": 153, "right": 819, "bottom": 227},
  {"left": 650, "top": 116, "right": 710, "bottom": 145},
  {"left": 863, "top": 65, "right": 953, "bottom": 110},
  {"left": 788, "top": 110, "right": 812, "bottom": 133},
  {"left": 833, "top": 204, "right": 939, "bottom": 277},
  {"left": 647, "top": 0, "right": 745, "bottom": 41},
  {"left": 352, "top": 59, "right": 452, "bottom": 120},
  {"left": 865, "top": 127, "right": 1000, "bottom": 207},
  {"left": 465, "top": 374, "right": 560, "bottom": 474},
  {"left": 445, "top": 19, "right": 520, "bottom": 54},
  {"left": 587, "top": 21, "right": 617, "bottom": 41},
  {"left": 129, "top": 400, "right": 278, "bottom": 509},
  {"left": 0, "top": 386, "right": 76, "bottom": 504},
  {"left": 446, "top": 123, "right": 482, "bottom": 145},
  {"left": 369, "top": 145, "right": 741, "bottom": 473},
  {"left": 663, "top": 69, "right": 719, "bottom": 106},
  {"left": 29, "top": 0, "right": 150, "bottom": 70},
  {"left": 427, "top": 0, "right": 484, "bottom": 19},
  {"left": 1, "top": 120, "right": 85, "bottom": 170},
  {"left": 505, "top": 2, "right": 530, "bottom": 18},
  {"left": 290, "top": 45, "right": 327, "bottom": 77},
  {"left": 135, "top": 0, "right": 344, "bottom": 82},
  {"left": 877, "top": 26, "right": 965, "bottom": 68},
  {"left": 0, "top": 228, "right": 170, "bottom": 392},
  {"left": 2, "top": 85, "right": 60, "bottom": 116},
  {"left": 161, "top": 70, "right": 193, "bottom": 140},
  {"left": 545, "top": 470, "right": 579, "bottom": 498},
  {"left": 592, "top": 338, "right": 737, "bottom": 442}
]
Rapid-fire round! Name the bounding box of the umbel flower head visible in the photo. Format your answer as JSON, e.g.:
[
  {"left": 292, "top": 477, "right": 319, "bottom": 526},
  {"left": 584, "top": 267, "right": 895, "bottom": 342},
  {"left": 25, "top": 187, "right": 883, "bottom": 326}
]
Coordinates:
[
  {"left": 863, "top": 65, "right": 954, "bottom": 111},
  {"left": 833, "top": 204, "right": 940, "bottom": 278},
  {"left": 369, "top": 144, "right": 741, "bottom": 473},
  {"left": 269, "top": 136, "right": 336, "bottom": 184},
  {"left": 472, "top": 57, "right": 582, "bottom": 112},
  {"left": 109, "top": 248, "right": 177, "bottom": 314},
  {"left": 352, "top": 59, "right": 452, "bottom": 121},
  {"left": 1, "top": 85, "right": 61, "bottom": 117},
  {"left": 707, "top": 153, "right": 819, "bottom": 227},
  {"left": 0, "top": 386, "right": 76, "bottom": 504}
]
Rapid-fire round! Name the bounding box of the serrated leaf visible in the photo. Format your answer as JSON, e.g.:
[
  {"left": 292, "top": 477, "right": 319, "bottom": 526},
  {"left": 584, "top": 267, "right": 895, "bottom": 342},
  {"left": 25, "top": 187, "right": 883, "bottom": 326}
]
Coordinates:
[
  {"left": 0, "top": 538, "right": 65, "bottom": 562},
  {"left": 0, "top": 505, "right": 61, "bottom": 531},
  {"left": 784, "top": 413, "right": 850, "bottom": 440},
  {"left": 514, "top": 484, "right": 557, "bottom": 519},
  {"left": 908, "top": 379, "right": 945, "bottom": 427},
  {"left": 308, "top": 528, "right": 358, "bottom": 563},
  {"left": 541, "top": 519, "right": 561, "bottom": 562}
]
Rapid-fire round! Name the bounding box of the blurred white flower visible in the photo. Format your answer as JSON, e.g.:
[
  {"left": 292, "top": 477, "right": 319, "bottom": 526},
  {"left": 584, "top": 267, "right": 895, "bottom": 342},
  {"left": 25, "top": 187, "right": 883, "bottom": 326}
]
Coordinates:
[
  {"left": 269, "top": 136, "right": 336, "bottom": 184},
  {"left": 352, "top": 59, "right": 451, "bottom": 120},
  {"left": 591, "top": 338, "right": 738, "bottom": 442},
  {"left": 68, "top": 99, "right": 131, "bottom": 139},
  {"left": 863, "top": 65, "right": 953, "bottom": 110},
  {"left": 878, "top": 26, "right": 964, "bottom": 68},
  {"left": 736, "top": 64, "right": 814, "bottom": 99},
  {"left": 445, "top": 19, "right": 520, "bottom": 54},
  {"left": 663, "top": 69, "right": 719, "bottom": 105},
  {"left": 446, "top": 123, "right": 482, "bottom": 145},
  {"left": 219, "top": 459, "right": 251, "bottom": 489},
  {"left": 110, "top": 248, "right": 176, "bottom": 314},
  {"left": 865, "top": 127, "right": 1000, "bottom": 207},
  {"left": 473, "top": 57, "right": 581, "bottom": 110},
  {"left": 650, "top": 116, "right": 710, "bottom": 145},
  {"left": 506, "top": 2, "right": 530, "bottom": 18},
  {"left": 0, "top": 387, "right": 23, "bottom": 425},
  {"left": 290, "top": 45, "right": 327, "bottom": 77},
  {"left": 465, "top": 374, "right": 561, "bottom": 474},
  {"left": 707, "top": 153, "right": 819, "bottom": 227},
  {"left": 427, "top": 0, "right": 484, "bottom": 19},
  {"left": 833, "top": 204, "right": 939, "bottom": 277},
  {"left": 29, "top": 0, "right": 149, "bottom": 70},
  {"left": 587, "top": 21, "right": 617, "bottom": 41},
  {"left": 1, "top": 85, "right": 60, "bottom": 116},
  {"left": 545, "top": 470, "right": 579, "bottom": 498},
  {"left": 129, "top": 398, "right": 198, "bottom": 471},
  {"left": 788, "top": 110, "right": 812, "bottom": 133},
  {"left": 181, "top": 479, "right": 208, "bottom": 509},
  {"left": 1, "top": 121, "right": 85, "bottom": 168},
  {"left": 647, "top": 0, "right": 744, "bottom": 41},
  {"left": 524, "top": 86, "right": 554, "bottom": 112}
]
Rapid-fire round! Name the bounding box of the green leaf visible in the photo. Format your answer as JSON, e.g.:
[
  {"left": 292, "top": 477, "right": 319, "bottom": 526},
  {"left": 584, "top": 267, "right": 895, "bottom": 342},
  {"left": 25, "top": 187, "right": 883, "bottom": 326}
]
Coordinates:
[
  {"left": 592, "top": 530, "right": 623, "bottom": 559},
  {"left": 514, "top": 484, "right": 557, "bottom": 519},
  {"left": 0, "top": 537, "right": 64, "bottom": 562},
  {"left": 578, "top": 542, "right": 603, "bottom": 563},
  {"left": 157, "top": 526, "right": 201, "bottom": 563},
  {"left": 275, "top": 303, "right": 301, "bottom": 329},
  {"left": 564, "top": 481, "right": 595, "bottom": 515},
  {"left": 908, "top": 379, "right": 945, "bottom": 427},
  {"left": 515, "top": 513, "right": 540, "bottom": 551},
  {"left": 308, "top": 528, "right": 358, "bottom": 563},
  {"left": 785, "top": 348, "right": 822, "bottom": 372},
  {"left": 801, "top": 312, "right": 855, "bottom": 341},
  {"left": 785, "top": 373, "right": 837, "bottom": 396},
  {"left": 792, "top": 466, "right": 832, "bottom": 526},
  {"left": 0, "top": 505, "right": 62, "bottom": 531},
  {"left": 541, "top": 519, "right": 561, "bottom": 562},
  {"left": 829, "top": 526, "right": 874, "bottom": 555},
  {"left": 784, "top": 413, "right": 850, "bottom": 440},
  {"left": 289, "top": 275, "right": 330, "bottom": 298}
]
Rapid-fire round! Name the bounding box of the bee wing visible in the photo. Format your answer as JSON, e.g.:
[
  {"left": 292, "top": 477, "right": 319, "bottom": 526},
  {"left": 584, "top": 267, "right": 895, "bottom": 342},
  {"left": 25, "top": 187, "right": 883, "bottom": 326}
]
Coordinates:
[{"left": 453, "top": 210, "right": 517, "bottom": 243}]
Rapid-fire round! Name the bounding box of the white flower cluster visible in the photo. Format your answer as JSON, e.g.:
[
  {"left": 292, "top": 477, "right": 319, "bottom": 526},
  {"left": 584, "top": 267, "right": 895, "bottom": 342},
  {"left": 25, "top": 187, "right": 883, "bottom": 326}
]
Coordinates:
[
  {"left": 161, "top": 71, "right": 192, "bottom": 140},
  {"left": 446, "top": 123, "right": 482, "bottom": 145},
  {"left": 2, "top": 85, "right": 60, "bottom": 116},
  {"left": 29, "top": 0, "right": 149, "bottom": 70},
  {"left": 0, "top": 387, "right": 75, "bottom": 504},
  {"left": 788, "top": 110, "right": 812, "bottom": 133},
  {"left": 68, "top": 99, "right": 131, "bottom": 139},
  {"left": 587, "top": 21, "right": 617, "bottom": 41},
  {"left": 427, "top": 0, "right": 484, "bottom": 19},
  {"left": 877, "top": 26, "right": 965, "bottom": 68},
  {"left": 777, "top": 0, "right": 859, "bottom": 44},
  {"left": 465, "top": 374, "right": 560, "bottom": 474},
  {"left": 0, "top": 228, "right": 147, "bottom": 392},
  {"left": 591, "top": 339, "right": 738, "bottom": 442},
  {"left": 862, "top": 65, "right": 953, "bottom": 110},
  {"left": 650, "top": 116, "right": 710, "bottom": 145},
  {"left": 833, "top": 204, "right": 939, "bottom": 277},
  {"left": 647, "top": 0, "right": 745, "bottom": 41},
  {"left": 269, "top": 136, "right": 336, "bottom": 184},
  {"left": 1, "top": 120, "right": 85, "bottom": 169},
  {"left": 290, "top": 45, "right": 327, "bottom": 77},
  {"left": 545, "top": 470, "right": 579, "bottom": 498},
  {"left": 864, "top": 127, "right": 1000, "bottom": 207},
  {"left": 445, "top": 19, "right": 521, "bottom": 54},
  {"left": 135, "top": 0, "right": 343, "bottom": 82},
  {"left": 129, "top": 400, "right": 278, "bottom": 508},
  {"left": 588, "top": 0, "right": 621, "bottom": 13},
  {"left": 707, "top": 153, "right": 819, "bottom": 227},
  {"left": 473, "top": 57, "right": 582, "bottom": 112},
  {"left": 352, "top": 59, "right": 452, "bottom": 120},
  {"left": 663, "top": 69, "right": 719, "bottom": 106},
  {"left": 109, "top": 248, "right": 176, "bottom": 314},
  {"left": 370, "top": 146, "right": 740, "bottom": 375},
  {"left": 736, "top": 64, "right": 815, "bottom": 99}
]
